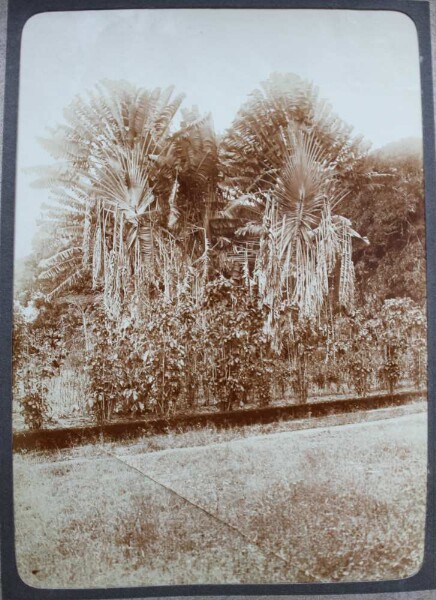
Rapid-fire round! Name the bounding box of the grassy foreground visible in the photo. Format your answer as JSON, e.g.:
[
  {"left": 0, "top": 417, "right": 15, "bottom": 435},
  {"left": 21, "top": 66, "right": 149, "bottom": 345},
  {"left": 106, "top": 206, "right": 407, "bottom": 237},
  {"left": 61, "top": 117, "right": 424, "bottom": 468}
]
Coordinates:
[{"left": 14, "top": 405, "right": 427, "bottom": 588}]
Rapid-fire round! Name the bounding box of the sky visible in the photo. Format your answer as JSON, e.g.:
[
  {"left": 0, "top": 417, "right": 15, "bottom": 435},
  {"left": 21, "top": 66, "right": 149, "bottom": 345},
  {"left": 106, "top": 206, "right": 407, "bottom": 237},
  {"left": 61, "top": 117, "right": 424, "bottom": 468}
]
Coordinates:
[{"left": 15, "top": 8, "right": 422, "bottom": 258}]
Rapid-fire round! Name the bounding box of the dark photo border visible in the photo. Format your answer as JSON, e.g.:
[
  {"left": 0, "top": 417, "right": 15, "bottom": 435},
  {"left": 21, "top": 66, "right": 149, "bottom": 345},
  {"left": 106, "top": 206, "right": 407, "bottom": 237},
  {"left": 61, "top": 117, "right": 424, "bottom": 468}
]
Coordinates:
[{"left": 1, "top": 0, "right": 435, "bottom": 598}]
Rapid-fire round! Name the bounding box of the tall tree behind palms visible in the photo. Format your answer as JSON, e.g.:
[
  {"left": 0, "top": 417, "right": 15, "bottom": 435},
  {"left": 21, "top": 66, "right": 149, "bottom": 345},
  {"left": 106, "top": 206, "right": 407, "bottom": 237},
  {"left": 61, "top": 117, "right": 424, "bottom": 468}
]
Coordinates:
[{"left": 159, "top": 107, "right": 223, "bottom": 300}]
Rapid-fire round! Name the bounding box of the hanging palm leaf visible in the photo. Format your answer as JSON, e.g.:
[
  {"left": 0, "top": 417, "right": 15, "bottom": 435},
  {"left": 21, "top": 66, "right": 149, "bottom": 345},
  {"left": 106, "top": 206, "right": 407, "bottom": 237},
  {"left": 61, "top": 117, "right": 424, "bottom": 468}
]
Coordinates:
[
  {"left": 35, "top": 80, "right": 189, "bottom": 310},
  {"left": 224, "top": 120, "right": 370, "bottom": 343}
]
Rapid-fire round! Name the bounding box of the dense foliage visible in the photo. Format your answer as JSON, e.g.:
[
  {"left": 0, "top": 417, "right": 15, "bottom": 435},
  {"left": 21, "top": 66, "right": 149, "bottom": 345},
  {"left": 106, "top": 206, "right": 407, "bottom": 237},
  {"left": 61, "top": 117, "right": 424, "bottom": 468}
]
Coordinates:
[
  {"left": 13, "top": 297, "right": 80, "bottom": 427},
  {"left": 13, "top": 73, "right": 427, "bottom": 428},
  {"left": 344, "top": 147, "right": 425, "bottom": 304}
]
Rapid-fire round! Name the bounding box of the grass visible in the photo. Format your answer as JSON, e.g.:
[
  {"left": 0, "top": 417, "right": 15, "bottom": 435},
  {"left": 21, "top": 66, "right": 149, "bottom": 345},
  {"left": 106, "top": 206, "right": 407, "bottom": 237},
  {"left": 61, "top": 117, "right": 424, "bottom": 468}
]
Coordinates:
[
  {"left": 14, "top": 455, "right": 286, "bottom": 587},
  {"left": 13, "top": 405, "right": 427, "bottom": 588},
  {"left": 104, "top": 399, "right": 426, "bottom": 456}
]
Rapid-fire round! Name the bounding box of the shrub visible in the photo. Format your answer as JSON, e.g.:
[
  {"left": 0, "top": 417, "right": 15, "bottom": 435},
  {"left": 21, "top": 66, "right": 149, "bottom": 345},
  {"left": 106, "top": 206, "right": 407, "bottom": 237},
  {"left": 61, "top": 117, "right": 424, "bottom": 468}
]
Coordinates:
[
  {"left": 203, "top": 279, "right": 276, "bottom": 410},
  {"left": 13, "top": 300, "right": 68, "bottom": 429},
  {"left": 84, "top": 280, "right": 278, "bottom": 421}
]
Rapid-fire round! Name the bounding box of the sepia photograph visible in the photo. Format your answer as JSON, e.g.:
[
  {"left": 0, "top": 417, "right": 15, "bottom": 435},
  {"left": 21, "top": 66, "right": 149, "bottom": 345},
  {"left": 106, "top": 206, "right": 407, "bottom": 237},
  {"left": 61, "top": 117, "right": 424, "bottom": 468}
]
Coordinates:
[{"left": 10, "top": 7, "right": 428, "bottom": 589}]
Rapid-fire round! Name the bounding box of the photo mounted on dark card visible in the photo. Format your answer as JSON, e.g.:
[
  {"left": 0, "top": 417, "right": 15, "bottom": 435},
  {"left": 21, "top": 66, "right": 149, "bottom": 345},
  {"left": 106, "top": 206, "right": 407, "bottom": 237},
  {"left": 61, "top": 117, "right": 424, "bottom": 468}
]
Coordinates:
[{"left": 0, "top": 1, "right": 435, "bottom": 598}]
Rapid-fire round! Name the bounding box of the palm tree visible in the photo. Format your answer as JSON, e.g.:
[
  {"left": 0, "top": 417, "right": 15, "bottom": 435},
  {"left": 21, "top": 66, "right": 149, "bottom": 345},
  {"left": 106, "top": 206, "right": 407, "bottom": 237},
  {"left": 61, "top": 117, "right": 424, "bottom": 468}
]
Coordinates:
[
  {"left": 220, "top": 72, "right": 368, "bottom": 196},
  {"left": 258, "top": 126, "right": 368, "bottom": 318},
  {"left": 36, "top": 82, "right": 226, "bottom": 315},
  {"left": 220, "top": 75, "right": 369, "bottom": 342}
]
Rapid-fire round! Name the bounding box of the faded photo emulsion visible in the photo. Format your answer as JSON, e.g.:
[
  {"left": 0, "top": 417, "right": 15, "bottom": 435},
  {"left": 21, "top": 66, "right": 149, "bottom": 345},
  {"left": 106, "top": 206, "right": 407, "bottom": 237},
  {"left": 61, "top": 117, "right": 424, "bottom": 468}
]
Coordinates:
[{"left": 12, "top": 8, "right": 428, "bottom": 588}]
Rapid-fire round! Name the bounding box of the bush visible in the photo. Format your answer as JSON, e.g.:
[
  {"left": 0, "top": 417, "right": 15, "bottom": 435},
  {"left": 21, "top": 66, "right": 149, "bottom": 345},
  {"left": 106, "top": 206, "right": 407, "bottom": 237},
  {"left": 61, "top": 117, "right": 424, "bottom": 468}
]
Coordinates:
[
  {"left": 203, "top": 279, "right": 276, "bottom": 410},
  {"left": 20, "top": 392, "right": 49, "bottom": 430},
  {"left": 86, "top": 297, "right": 201, "bottom": 420},
  {"left": 13, "top": 300, "right": 68, "bottom": 429},
  {"left": 84, "top": 279, "right": 278, "bottom": 421}
]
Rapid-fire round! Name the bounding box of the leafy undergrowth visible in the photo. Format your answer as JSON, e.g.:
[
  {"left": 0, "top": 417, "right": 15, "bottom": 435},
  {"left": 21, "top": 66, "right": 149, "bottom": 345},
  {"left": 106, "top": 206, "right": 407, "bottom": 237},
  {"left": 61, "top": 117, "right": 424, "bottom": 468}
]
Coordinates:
[{"left": 14, "top": 409, "right": 427, "bottom": 587}]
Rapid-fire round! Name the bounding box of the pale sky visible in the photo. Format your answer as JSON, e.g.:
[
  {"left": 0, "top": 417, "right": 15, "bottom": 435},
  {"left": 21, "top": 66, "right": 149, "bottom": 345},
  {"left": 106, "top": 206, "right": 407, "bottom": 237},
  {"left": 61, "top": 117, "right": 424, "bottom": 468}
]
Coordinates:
[{"left": 15, "top": 8, "right": 422, "bottom": 258}]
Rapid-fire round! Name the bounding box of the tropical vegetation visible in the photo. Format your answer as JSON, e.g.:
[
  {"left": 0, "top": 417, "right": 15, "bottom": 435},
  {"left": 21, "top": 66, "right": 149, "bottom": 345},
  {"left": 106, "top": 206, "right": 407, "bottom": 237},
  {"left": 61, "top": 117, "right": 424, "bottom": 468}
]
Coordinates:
[{"left": 13, "top": 73, "right": 427, "bottom": 429}]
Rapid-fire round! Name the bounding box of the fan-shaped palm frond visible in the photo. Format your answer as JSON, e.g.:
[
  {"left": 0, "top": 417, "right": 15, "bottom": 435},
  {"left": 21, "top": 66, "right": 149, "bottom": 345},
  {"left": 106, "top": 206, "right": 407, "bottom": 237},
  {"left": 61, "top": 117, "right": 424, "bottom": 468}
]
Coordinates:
[
  {"left": 221, "top": 72, "right": 367, "bottom": 195},
  {"left": 228, "top": 124, "right": 370, "bottom": 334},
  {"left": 36, "top": 81, "right": 189, "bottom": 311}
]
